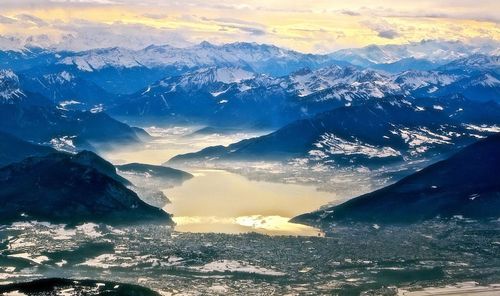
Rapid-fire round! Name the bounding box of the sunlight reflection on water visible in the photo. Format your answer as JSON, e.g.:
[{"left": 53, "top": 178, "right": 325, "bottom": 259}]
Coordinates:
[{"left": 164, "top": 169, "right": 334, "bottom": 236}]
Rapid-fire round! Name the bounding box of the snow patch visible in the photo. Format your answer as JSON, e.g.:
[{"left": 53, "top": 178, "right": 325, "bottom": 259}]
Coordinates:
[
  {"left": 191, "top": 260, "right": 285, "bottom": 276},
  {"left": 309, "top": 133, "right": 401, "bottom": 159}
]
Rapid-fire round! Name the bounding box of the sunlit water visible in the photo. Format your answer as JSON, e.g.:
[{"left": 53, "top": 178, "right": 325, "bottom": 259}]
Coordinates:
[
  {"left": 102, "top": 126, "right": 338, "bottom": 236},
  {"left": 163, "top": 169, "right": 336, "bottom": 236}
]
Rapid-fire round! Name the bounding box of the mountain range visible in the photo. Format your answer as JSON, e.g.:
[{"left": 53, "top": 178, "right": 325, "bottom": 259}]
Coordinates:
[
  {"left": 168, "top": 95, "right": 500, "bottom": 169},
  {"left": 0, "top": 69, "right": 146, "bottom": 152},
  {"left": 1, "top": 40, "right": 497, "bottom": 96},
  {"left": 0, "top": 40, "right": 498, "bottom": 164},
  {"left": 110, "top": 55, "right": 499, "bottom": 127},
  {"left": 330, "top": 40, "right": 499, "bottom": 68}
]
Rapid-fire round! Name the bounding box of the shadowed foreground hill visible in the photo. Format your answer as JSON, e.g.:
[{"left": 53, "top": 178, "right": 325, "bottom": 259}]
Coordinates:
[
  {"left": 0, "top": 131, "right": 56, "bottom": 167},
  {"left": 292, "top": 133, "right": 500, "bottom": 225},
  {"left": 0, "top": 151, "right": 173, "bottom": 225},
  {"left": 0, "top": 278, "right": 160, "bottom": 296}
]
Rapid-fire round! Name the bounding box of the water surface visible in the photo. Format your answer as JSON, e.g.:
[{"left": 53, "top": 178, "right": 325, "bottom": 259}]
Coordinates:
[{"left": 163, "top": 169, "right": 337, "bottom": 236}]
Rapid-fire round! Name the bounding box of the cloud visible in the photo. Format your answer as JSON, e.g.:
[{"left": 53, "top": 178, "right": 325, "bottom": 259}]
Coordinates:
[
  {"left": 0, "top": 35, "right": 24, "bottom": 51},
  {"left": 354, "top": 6, "right": 500, "bottom": 23},
  {"left": 340, "top": 10, "right": 361, "bottom": 16},
  {"left": 49, "top": 0, "right": 119, "bottom": 3},
  {"left": 0, "top": 0, "right": 498, "bottom": 53},
  {"left": 200, "top": 17, "right": 267, "bottom": 36},
  {"left": 0, "top": 15, "right": 16, "bottom": 24},
  {"left": 236, "top": 26, "right": 266, "bottom": 36},
  {"left": 142, "top": 13, "right": 168, "bottom": 20},
  {"left": 50, "top": 21, "right": 192, "bottom": 50},
  {"left": 15, "top": 14, "right": 48, "bottom": 26},
  {"left": 362, "top": 19, "right": 400, "bottom": 39},
  {"left": 377, "top": 29, "right": 399, "bottom": 39}
]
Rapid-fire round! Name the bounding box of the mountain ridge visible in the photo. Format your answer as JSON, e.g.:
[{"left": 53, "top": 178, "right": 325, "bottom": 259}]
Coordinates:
[{"left": 292, "top": 133, "right": 500, "bottom": 225}]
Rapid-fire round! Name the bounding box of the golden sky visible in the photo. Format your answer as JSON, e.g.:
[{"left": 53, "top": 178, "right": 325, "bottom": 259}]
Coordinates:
[{"left": 0, "top": 0, "right": 498, "bottom": 52}]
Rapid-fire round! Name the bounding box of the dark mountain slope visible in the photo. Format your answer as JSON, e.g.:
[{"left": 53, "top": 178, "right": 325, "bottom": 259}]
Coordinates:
[
  {"left": 292, "top": 134, "right": 500, "bottom": 225},
  {"left": 116, "top": 163, "right": 193, "bottom": 182},
  {"left": 0, "top": 131, "right": 56, "bottom": 167},
  {"left": 0, "top": 152, "right": 172, "bottom": 225}
]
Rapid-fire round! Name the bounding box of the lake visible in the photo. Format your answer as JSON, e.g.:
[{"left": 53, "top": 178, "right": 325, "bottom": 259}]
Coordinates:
[
  {"left": 163, "top": 168, "right": 336, "bottom": 236},
  {"left": 102, "top": 126, "right": 339, "bottom": 236}
]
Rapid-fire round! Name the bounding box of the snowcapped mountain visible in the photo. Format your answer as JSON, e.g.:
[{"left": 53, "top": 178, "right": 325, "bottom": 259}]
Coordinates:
[
  {"left": 59, "top": 47, "right": 142, "bottom": 72},
  {"left": 1, "top": 41, "right": 497, "bottom": 96},
  {"left": 437, "top": 54, "right": 500, "bottom": 74},
  {"left": 0, "top": 69, "right": 145, "bottom": 151},
  {"left": 111, "top": 56, "right": 499, "bottom": 126},
  {"left": 18, "top": 70, "right": 115, "bottom": 109},
  {"left": 169, "top": 96, "right": 500, "bottom": 169},
  {"left": 431, "top": 72, "right": 500, "bottom": 102},
  {"left": 371, "top": 57, "right": 438, "bottom": 73},
  {"left": 330, "top": 40, "right": 499, "bottom": 68},
  {"left": 110, "top": 66, "right": 296, "bottom": 126},
  {"left": 112, "top": 65, "right": 407, "bottom": 126},
  {"left": 58, "top": 42, "right": 346, "bottom": 76},
  {"left": 0, "top": 42, "right": 345, "bottom": 94},
  {"left": 0, "top": 70, "right": 25, "bottom": 103},
  {"left": 469, "top": 73, "right": 500, "bottom": 88},
  {"left": 287, "top": 65, "right": 401, "bottom": 101},
  {"left": 158, "top": 67, "right": 256, "bottom": 89},
  {"left": 393, "top": 70, "right": 462, "bottom": 94},
  {"left": 1, "top": 41, "right": 497, "bottom": 127}
]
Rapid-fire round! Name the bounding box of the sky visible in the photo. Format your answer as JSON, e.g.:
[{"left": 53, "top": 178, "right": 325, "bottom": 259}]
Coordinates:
[{"left": 0, "top": 0, "right": 498, "bottom": 53}]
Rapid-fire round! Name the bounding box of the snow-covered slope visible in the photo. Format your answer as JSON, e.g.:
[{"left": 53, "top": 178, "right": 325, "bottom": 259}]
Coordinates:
[
  {"left": 158, "top": 67, "right": 256, "bottom": 90},
  {"left": 286, "top": 66, "right": 401, "bottom": 101},
  {"left": 0, "top": 69, "right": 25, "bottom": 103},
  {"left": 438, "top": 54, "right": 500, "bottom": 74},
  {"left": 18, "top": 70, "right": 115, "bottom": 109},
  {"left": 0, "top": 69, "right": 143, "bottom": 150},
  {"left": 393, "top": 70, "right": 462, "bottom": 94},
  {"left": 111, "top": 56, "right": 500, "bottom": 126},
  {"left": 294, "top": 133, "right": 500, "bottom": 225}
]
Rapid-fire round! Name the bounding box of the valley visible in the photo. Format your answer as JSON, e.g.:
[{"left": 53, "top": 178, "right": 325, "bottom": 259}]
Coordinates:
[
  {"left": 0, "top": 26, "right": 498, "bottom": 295},
  {"left": 2, "top": 122, "right": 498, "bottom": 294},
  {"left": 101, "top": 126, "right": 359, "bottom": 236}
]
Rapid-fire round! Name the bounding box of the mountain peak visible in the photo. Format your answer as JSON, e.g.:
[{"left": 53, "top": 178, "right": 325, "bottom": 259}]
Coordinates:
[
  {"left": 197, "top": 41, "right": 216, "bottom": 48},
  {"left": 173, "top": 67, "right": 256, "bottom": 88}
]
